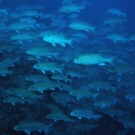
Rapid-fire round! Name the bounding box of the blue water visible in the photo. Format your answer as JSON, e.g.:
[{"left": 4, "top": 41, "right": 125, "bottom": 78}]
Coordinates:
[{"left": 0, "top": 0, "right": 135, "bottom": 135}]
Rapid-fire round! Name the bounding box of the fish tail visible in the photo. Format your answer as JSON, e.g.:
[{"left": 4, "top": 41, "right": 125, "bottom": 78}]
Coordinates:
[
  {"left": 54, "top": 52, "right": 61, "bottom": 61},
  {"left": 57, "top": 65, "right": 65, "bottom": 75},
  {"left": 109, "top": 56, "right": 117, "bottom": 67},
  {"left": 68, "top": 39, "right": 74, "bottom": 48},
  {"left": 91, "top": 26, "right": 96, "bottom": 35}
]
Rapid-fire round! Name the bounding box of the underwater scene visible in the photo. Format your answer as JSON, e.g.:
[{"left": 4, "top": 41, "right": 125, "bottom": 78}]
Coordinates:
[{"left": 0, "top": 0, "right": 135, "bottom": 134}]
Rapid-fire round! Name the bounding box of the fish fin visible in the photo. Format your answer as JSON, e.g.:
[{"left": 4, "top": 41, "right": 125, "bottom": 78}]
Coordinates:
[
  {"left": 25, "top": 130, "right": 30, "bottom": 135},
  {"left": 43, "top": 129, "right": 51, "bottom": 135},
  {"left": 61, "top": 43, "right": 66, "bottom": 47},
  {"left": 109, "top": 56, "right": 117, "bottom": 67}
]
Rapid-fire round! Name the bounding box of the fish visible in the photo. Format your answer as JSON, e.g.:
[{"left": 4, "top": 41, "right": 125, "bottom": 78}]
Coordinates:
[
  {"left": 59, "top": 1, "right": 89, "bottom": 13},
  {"left": 0, "top": 68, "right": 12, "bottom": 76},
  {"left": 6, "top": 88, "right": 44, "bottom": 99},
  {"left": 64, "top": 70, "right": 86, "bottom": 78},
  {"left": 70, "top": 109, "right": 102, "bottom": 119},
  {"left": 69, "top": 89, "right": 99, "bottom": 100},
  {"left": 93, "top": 98, "right": 118, "bottom": 108},
  {"left": 51, "top": 92, "right": 71, "bottom": 107},
  {"left": 19, "top": 17, "right": 37, "bottom": 24},
  {"left": 46, "top": 113, "right": 75, "bottom": 123},
  {"left": 14, "top": 120, "right": 54, "bottom": 135},
  {"left": 126, "top": 92, "right": 135, "bottom": 101},
  {"left": 11, "top": 33, "right": 36, "bottom": 43},
  {"left": 43, "top": 33, "right": 72, "bottom": 47},
  {"left": 8, "top": 22, "right": 36, "bottom": 32},
  {"left": 108, "top": 64, "right": 135, "bottom": 75},
  {"left": 107, "top": 34, "right": 130, "bottom": 43},
  {"left": 26, "top": 46, "right": 60, "bottom": 58},
  {"left": 3, "top": 96, "right": 32, "bottom": 105},
  {"left": 22, "top": 9, "right": 43, "bottom": 17},
  {"left": 33, "top": 62, "right": 64, "bottom": 74},
  {"left": 89, "top": 81, "right": 116, "bottom": 91},
  {"left": 0, "top": 57, "right": 19, "bottom": 69},
  {"left": 28, "top": 81, "right": 59, "bottom": 93},
  {"left": 69, "top": 20, "right": 96, "bottom": 34},
  {"left": 47, "top": 104, "right": 64, "bottom": 114},
  {"left": 107, "top": 8, "right": 126, "bottom": 18},
  {"left": 51, "top": 73, "right": 72, "bottom": 83},
  {"left": 74, "top": 53, "right": 116, "bottom": 66},
  {"left": 103, "top": 17, "right": 129, "bottom": 26},
  {"left": 25, "top": 74, "right": 50, "bottom": 83}
]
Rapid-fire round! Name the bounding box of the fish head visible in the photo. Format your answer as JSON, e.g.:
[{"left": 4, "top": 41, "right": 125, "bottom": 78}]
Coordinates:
[
  {"left": 69, "top": 91, "right": 78, "bottom": 96},
  {"left": 33, "top": 63, "right": 40, "bottom": 69},
  {"left": 26, "top": 49, "right": 35, "bottom": 55}
]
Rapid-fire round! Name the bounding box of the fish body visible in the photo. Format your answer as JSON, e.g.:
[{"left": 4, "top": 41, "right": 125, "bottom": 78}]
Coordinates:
[
  {"left": 59, "top": 2, "right": 88, "bottom": 13},
  {"left": 6, "top": 88, "right": 44, "bottom": 99},
  {"left": 70, "top": 109, "right": 102, "bottom": 119},
  {"left": 33, "top": 62, "right": 64, "bottom": 74},
  {"left": 43, "top": 33, "right": 72, "bottom": 47},
  {"left": 74, "top": 53, "right": 116, "bottom": 66},
  {"left": 107, "top": 8, "right": 126, "bottom": 18},
  {"left": 9, "top": 22, "right": 36, "bottom": 32},
  {"left": 51, "top": 92, "right": 71, "bottom": 107},
  {"left": 3, "top": 96, "right": 31, "bottom": 105},
  {"left": 28, "top": 81, "right": 58, "bottom": 93},
  {"left": 89, "top": 81, "right": 115, "bottom": 91},
  {"left": 69, "top": 89, "right": 99, "bottom": 99},
  {"left": 51, "top": 73, "right": 72, "bottom": 82},
  {"left": 11, "top": 33, "right": 36, "bottom": 42},
  {"left": 26, "top": 47, "right": 59, "bottom": 58},
  {"left": 107, "top": 34, "right": 129, "bottom": 43},
  {"left": 47, "top": 104, "right": 64, "bottom": 113},
  {"left": 14, "top": 121, "right": 53, "bottom": 135},
  {"left": 25, "top": 74, "right": 50, "bottom": 83},
  {"left": 69, "top": 21, "right": 95, "bottom": 34},
  {"left": 46, "top": 113, "right": 75, "bottom": 123}
]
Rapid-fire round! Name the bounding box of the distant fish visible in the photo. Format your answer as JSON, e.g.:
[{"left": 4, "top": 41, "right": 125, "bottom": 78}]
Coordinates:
[
  {"left": 3, "top": 96, "right": 32, "bottom": 105},
  {"left": 47, "top": 104, "right": 64, "bottom": 114},
  {"left": 107, "top": 33, "right": 130, "bottom": 43},
  {"left": 6, "top": 88, "right": 44, "bottom": 99},
  {"left": 107, "top": 8, "right": 126, "bottom": 18},
  {"left": 59, "top": 1, "right": 89, "bottom": 13},
  {"left": 46, "top": 113, "right": 75, "bottom": 123},
  {"left": 69, "top": 20, "right": 96, "bottom": 34},
  {"left": 14, "top": 120, "right": 54, "bottom": 135},
  {"left": 70, "top": 109, "right": 102, "bottom": 119},
  {"left": 33, "top": 61, "right": 64, "bottom": 74}
]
